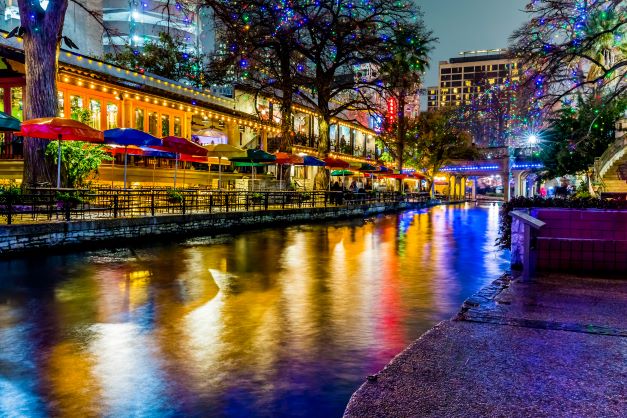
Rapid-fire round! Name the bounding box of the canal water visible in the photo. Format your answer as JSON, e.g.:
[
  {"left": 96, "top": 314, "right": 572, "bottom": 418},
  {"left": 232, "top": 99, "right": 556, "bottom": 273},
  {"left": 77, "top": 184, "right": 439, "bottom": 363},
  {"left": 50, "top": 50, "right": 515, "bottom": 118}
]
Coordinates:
[{"left": 0, "top": 203, "right": 508, "bottom": 418}]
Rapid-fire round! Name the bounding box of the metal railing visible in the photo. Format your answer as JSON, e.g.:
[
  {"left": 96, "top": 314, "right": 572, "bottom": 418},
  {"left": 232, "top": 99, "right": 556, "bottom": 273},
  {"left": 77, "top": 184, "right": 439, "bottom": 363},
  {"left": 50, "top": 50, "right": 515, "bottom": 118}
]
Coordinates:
[{"left": 0, "top": 189, "right": 432, "bottom": 225}]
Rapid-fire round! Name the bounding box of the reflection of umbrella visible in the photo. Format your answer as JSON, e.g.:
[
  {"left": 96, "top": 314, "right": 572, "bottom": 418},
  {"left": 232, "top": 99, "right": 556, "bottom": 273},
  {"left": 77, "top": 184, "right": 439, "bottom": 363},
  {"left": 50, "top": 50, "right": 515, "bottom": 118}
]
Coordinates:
[
  {"left": 204, "top": 144, "right": 246, "bottom": 189},
  {"left": 0, "top": 111, "right": 20, "bottom": 132},
  {"left": 193, "top": 128, "right": 228, "bottom": 146},
  {"left": 17, "top": 117, "right": 104, "bottom": 188},
  {"left": 104, "top": 128, "right": 162, "bottom": 189}
]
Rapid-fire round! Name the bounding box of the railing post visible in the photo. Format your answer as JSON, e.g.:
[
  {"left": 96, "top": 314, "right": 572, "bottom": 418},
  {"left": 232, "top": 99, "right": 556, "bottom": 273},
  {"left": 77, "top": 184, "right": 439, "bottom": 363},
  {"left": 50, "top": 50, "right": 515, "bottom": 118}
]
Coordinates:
[
  {"left": 151, "top": 192, "right": 155, "bottom": 217},
  {"left": 113, "top": 195, "right": 118, "bottom": 218},
  {"left": 209, "top": 193, "right": 213, "bottom": 213},
  {"left": 182, "top": 196, "right": 186, "bottom": 215},
  {"left": 226, "top": 192, "right": 230, "bottom": 212},
  {"left": 264, "top": 193, "right": 269, "bottom": 210},
  {"left": 6, "top": 194, "right": 12, "bottom": 225}
]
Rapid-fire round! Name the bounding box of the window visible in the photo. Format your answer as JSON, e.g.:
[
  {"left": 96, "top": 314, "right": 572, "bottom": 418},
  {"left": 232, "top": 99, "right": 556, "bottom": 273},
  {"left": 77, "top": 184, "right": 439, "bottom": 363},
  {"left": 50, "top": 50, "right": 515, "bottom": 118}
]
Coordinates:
[
  {"left": 11, "top": 88, "right": 23, "bottom": 121},
  {"left": 135, "top": 108, "right": 144, "bottom": 131},
  {"left": 57, "top": 91, "right": 64, "bottom": 117},
  {"left": 161, "top": 114, "right": 170, "bottom": 137},
  {"left": 69, "top": 95, "right": 83, "bottom": 122},
  {"left": 174, "top": 116, "right": 182, "bottom": 137},
  {"left": 107, "top": 103, "right": 118, "bottom": 129},
  {"left": 89, "top": 99, "right": 101, "bottom": 129},
  {"left": 148, "top": 111, "right": 158, "bottom": 135}
]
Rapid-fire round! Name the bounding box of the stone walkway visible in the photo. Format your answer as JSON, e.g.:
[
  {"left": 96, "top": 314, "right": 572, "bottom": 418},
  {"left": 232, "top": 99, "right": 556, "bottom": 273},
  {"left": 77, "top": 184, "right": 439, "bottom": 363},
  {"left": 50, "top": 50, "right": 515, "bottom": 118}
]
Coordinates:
[{"left": 344, "top": 274, "right": 627, "bottom": 418}]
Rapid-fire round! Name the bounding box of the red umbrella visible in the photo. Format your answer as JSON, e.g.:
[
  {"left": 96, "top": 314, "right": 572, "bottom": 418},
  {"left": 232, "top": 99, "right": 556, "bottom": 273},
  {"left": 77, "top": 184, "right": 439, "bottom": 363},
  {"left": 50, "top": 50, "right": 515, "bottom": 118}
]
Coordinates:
[
  {"left": 160, "top": 136, "right": 208, "bottom": 156},
  {"left": 17, "top": 117, "right": 103, "bottom": 188},
  {"left": 274, "top": 152, "right": 304, "bottom": 165},
  {"left": 154, "top": 136, "right": 209, "bottom": 187},
  {"left": 324, "top": 157, "right": 350, "bottom": 168}
]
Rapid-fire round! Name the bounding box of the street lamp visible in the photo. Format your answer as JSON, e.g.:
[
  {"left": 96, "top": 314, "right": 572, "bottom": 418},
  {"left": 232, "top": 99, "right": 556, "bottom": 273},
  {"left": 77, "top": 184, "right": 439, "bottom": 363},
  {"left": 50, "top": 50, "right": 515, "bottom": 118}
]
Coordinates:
[{"left": 527, "top": 134, "right": 539, "bottom": 145}]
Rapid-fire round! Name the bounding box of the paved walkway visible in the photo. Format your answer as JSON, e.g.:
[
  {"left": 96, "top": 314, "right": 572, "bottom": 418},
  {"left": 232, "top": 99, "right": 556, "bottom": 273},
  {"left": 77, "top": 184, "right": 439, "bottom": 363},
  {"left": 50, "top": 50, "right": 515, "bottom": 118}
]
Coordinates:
[{"left": 344, "top": 274, "right": 627, "bottom": 417}]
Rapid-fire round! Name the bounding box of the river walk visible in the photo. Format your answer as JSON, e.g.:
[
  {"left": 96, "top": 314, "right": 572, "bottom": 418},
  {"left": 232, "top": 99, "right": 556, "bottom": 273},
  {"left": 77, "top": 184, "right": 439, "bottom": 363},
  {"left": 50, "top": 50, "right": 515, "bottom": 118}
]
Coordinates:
[{"left": 344, "top": 273, "right": 627, "bottom": 417}]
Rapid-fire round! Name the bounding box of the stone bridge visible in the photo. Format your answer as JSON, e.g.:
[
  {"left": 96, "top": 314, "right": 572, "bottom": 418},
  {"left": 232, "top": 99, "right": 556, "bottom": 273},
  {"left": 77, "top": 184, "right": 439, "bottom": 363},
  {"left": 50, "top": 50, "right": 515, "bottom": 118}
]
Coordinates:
[{"left": 439, "top": 158, "right": 544, "bottom": 201}]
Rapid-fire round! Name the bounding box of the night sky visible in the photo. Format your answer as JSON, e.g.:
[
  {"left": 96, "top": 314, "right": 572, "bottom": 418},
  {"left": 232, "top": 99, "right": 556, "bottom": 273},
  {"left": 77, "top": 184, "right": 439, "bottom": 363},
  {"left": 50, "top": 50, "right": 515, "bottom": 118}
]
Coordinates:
[{"left": 419, "top": 0, "right": 529, "bottom": 89}]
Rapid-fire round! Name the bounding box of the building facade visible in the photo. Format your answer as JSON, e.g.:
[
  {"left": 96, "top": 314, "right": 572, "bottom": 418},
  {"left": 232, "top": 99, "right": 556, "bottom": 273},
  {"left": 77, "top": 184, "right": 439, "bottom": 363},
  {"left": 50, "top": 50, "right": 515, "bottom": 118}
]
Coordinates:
[{"left": 427, "top": 49, "right": 520, "bottom": 111}]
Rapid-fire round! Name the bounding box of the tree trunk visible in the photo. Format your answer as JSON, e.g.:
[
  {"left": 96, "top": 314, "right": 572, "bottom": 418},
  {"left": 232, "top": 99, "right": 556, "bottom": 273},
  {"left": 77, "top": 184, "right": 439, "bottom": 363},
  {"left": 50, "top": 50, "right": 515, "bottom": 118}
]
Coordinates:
[
  {"left": 395, "top": 94, "right": 406, "bottom": 191},
  {"left": 318, "top": 116, "right": 330, "bottom": 154},
  {"left": 19, "top": 0, "right": 68, "bottom": 187}
]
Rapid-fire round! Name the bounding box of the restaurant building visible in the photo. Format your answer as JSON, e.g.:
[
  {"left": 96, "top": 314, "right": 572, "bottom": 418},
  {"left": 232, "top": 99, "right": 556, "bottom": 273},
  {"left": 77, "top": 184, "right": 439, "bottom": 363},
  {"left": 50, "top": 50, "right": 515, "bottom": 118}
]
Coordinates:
[{"left": 0, "top": 33, "right": 378, "bottom": 187}]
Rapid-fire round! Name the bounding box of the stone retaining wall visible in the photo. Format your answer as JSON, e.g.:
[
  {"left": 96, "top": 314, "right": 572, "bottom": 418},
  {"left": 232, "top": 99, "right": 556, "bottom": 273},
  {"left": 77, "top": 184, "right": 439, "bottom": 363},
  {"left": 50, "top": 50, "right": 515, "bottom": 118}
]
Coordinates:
[{"left": 0, "top": 202, "right": 413, "bottom": 256}]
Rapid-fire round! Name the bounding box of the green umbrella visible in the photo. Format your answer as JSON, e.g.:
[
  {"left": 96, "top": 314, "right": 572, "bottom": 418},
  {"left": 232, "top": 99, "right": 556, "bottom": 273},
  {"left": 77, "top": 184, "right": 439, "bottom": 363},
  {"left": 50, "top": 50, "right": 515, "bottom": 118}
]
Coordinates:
[
  {"left": 331, "top": 169, "right": 354, "bottom": 176},
  {"left": 233, "top": 161, "right": 266, "bottom": 167},
  {"left": 229, "top": 148, "right": 277, "bottom": 163},
  {"left": 0, "top": 111, "right": 21, "bottom": 132}
]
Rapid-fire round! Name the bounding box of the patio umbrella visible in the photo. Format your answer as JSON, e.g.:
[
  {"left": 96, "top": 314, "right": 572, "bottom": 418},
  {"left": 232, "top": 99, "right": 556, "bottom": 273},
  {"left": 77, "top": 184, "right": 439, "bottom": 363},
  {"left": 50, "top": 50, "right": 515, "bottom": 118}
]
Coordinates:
[
  {"left": 17, "top": 117, "right": 103, "bottom": 188},
  {"left": 0, "top": 111, "right": 20, "bottom": 132},
  {"left": 204, "top": 143, "right": 246, "bottom": 189},
  {"left": 230, "top": 149, "right": 276, "bottom": 190},
  {"left": 274, "top": 152, "right": 304, "bottom": 165},
  {"left": 324, "top": 157, "right": 350, "bottom": 168},
  {"left": 331, "top": 169, "right": 354, "bottom": 176},
  {"left": 303, "top": 156, "right": 325, "bottom": 166},
  {"left": 104, "top": 128, "right": 162, "bottom": 189},
  {"left": 358, "top": 163, "right": 377, "bottom": 172},
  {"left": 157, "top": 136, "right": 208, "bottom": 188},
  {"left": 274, "top": 152, "right": 304, "bottom": 190},
  {"left": 192, "top": 128, "right": 228, "bottom": 146}
]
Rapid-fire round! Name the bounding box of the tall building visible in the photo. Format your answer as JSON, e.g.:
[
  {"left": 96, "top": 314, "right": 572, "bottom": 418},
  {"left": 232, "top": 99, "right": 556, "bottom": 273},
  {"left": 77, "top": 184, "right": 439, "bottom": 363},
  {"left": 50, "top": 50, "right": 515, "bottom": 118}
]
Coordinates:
[
  {"left": 427, "top": 49, "right": 520, "bottom": 111},
  {"left": 0, "top": 0, "right": 105, "bottom": 57},
  {"left": 103, "top": 0, "right": 215, "bottom": 55}
]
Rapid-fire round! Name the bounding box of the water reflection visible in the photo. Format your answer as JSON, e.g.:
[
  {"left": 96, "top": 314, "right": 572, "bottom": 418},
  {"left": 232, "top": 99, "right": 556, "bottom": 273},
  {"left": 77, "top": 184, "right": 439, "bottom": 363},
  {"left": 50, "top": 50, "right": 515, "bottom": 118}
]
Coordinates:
[{"left": 0, "top": 204, "right": 508, "bottom": 417}]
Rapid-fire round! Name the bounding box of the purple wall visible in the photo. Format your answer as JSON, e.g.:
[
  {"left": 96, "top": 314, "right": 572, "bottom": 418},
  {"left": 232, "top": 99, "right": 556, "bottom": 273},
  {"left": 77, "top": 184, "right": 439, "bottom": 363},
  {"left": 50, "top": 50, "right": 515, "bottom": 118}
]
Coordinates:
[{"left": 532, "top": 209, "right": 627, "bottom": 273}]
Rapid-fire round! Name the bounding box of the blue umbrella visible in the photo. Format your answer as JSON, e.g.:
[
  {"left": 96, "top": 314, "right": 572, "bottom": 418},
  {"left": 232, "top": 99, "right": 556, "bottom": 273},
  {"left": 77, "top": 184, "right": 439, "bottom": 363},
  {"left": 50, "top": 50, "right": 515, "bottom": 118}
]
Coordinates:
[
  {"left": 104, "top": 129, "right": 162, "bottom": 188},
  {"left": 303, "top": 155, "right": 325, "bottom": 166}
]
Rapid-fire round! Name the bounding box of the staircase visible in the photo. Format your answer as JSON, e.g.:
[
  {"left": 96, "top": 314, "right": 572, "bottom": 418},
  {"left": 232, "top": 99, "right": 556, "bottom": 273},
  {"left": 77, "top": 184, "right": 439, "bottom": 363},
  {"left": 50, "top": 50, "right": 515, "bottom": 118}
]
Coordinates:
[
  {"left": 594, "top": 118, "right": 627, "bottom": 194},
  {"left": 602, "top": 156, "right": 627, "bottom": 192}
]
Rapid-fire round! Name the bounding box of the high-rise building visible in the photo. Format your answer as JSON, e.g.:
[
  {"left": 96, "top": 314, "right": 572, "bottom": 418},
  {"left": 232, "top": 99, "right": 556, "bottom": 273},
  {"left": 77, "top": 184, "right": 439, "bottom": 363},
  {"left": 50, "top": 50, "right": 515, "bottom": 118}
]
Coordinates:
[
  {"left": 427, "top": 49, "right": 520, "bottom": 111},
  {"left": 0, "top": 0, "right": 105, "bottom": 57},
  {"left": 103, "top": 0, "right": 215, "bottom": 55}
]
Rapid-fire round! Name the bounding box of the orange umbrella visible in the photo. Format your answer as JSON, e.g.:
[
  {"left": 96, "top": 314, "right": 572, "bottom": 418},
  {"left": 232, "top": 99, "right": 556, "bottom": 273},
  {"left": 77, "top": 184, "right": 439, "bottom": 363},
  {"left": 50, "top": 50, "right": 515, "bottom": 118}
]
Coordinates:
[
  {"left": 17, "top": 117, "right": 103, "bottom": 188},
  {"left": 274, "top": 152, "right": 304, "bottom": 165}
]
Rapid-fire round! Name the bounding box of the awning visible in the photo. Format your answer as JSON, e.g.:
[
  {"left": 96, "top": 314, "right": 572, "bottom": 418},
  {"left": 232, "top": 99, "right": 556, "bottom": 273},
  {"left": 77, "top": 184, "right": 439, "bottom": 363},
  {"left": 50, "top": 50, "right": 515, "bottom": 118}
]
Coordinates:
[{"left": 331, "top": 169, "right": 354, "bottom": 176}]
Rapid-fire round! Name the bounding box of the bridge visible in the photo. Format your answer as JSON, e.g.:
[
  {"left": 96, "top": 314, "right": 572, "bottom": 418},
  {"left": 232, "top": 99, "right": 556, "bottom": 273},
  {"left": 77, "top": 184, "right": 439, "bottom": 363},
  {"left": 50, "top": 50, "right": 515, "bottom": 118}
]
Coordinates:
[{"left": 439, "top": 158, "right": 544, "bottom": 201}]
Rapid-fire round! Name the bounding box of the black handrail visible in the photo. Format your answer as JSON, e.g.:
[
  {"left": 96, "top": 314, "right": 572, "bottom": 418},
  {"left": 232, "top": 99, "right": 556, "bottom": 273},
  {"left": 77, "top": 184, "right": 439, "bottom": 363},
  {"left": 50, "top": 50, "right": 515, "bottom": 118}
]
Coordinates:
[{"left": 0, "top": 188, "right": 433, "bottom": 224}]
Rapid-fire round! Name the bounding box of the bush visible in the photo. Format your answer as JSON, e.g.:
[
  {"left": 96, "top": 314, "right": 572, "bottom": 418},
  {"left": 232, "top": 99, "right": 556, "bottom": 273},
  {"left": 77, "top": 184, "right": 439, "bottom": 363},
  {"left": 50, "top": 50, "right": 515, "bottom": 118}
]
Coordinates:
[
  {"left": 166, "top": 189, "right": 184, "bottom": 203},
  {"left": 56, "top": 192, "right": 84, "bottom": 208},
  {"left": 496, "top": 196, "right": 627, "bottom": 250}
]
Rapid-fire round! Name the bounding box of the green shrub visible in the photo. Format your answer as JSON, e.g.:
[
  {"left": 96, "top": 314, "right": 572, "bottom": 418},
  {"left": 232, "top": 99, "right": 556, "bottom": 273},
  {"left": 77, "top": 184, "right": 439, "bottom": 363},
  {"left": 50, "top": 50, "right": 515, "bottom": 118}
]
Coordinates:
[{"left": 166, "top": 189, "right": 184, "bottom": 203}]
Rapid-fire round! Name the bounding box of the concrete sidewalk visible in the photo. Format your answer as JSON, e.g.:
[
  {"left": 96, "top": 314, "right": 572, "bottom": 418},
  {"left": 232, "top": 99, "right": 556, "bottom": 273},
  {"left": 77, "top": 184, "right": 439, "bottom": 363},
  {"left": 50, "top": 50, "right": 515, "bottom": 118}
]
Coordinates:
[{"left": 344, "top": 274, "right": 627, "bottom": 418}]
